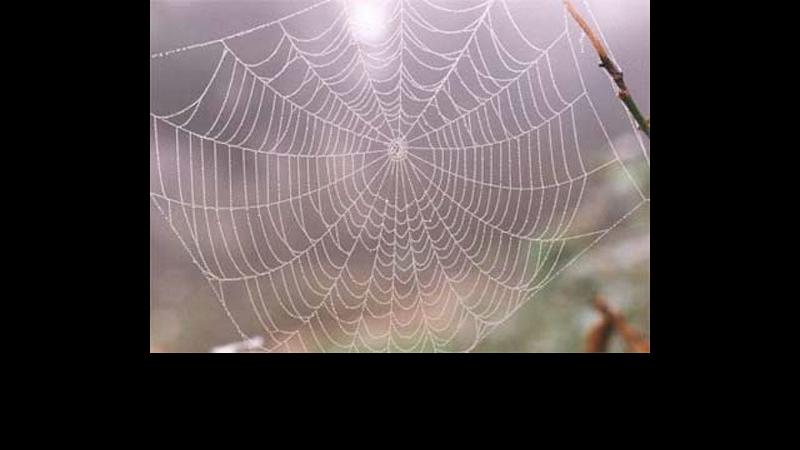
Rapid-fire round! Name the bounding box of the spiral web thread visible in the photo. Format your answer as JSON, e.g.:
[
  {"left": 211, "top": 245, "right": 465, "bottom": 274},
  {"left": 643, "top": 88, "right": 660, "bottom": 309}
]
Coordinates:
[{"left": 150, "top": 0, "right": 649, "bottom": 352}]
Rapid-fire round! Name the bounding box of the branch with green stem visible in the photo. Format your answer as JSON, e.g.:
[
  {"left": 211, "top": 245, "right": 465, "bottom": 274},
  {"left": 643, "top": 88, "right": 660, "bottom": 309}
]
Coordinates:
[{"left": 563, "top": 0, "right": 650, "bottom": 139}]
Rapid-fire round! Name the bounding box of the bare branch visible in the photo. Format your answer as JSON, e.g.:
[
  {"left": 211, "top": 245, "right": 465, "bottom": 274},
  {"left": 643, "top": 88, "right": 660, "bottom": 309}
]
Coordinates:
[
  {"left": 587, "top": 296, "right": 650, "bottom": 353},
  {"left": 563, "top": 0, "right": 650, "bottom": 139}
]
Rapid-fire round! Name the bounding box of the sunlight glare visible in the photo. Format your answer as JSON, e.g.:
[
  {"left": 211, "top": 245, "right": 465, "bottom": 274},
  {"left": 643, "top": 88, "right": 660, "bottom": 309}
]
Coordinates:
[{"left": 346, "top": 0, "right": 387, "bottom": 42}]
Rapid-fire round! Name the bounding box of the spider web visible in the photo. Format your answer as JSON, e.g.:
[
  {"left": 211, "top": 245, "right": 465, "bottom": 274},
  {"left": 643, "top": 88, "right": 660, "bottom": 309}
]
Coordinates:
[{"left": 150, "top": 0, "right": 650, "bottom": 352}]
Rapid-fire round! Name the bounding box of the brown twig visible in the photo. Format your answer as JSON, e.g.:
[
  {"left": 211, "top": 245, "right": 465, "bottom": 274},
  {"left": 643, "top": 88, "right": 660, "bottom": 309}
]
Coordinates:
[
  {"left": 585, "top": 311, "right": 614, "bottom": 352},
  {"left": 586, "top": 295, "right": 650, "bottom": 353},
  {"left": 563, "top": 0, "right": 650, "bottom": 139}
]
